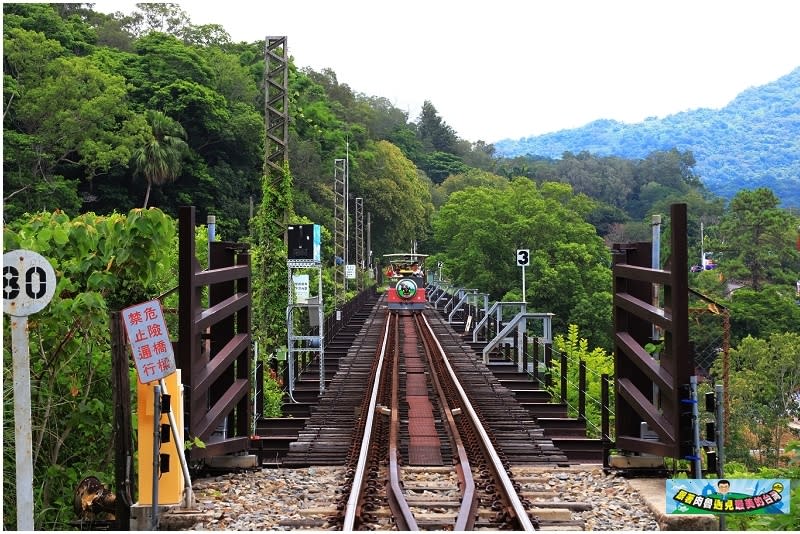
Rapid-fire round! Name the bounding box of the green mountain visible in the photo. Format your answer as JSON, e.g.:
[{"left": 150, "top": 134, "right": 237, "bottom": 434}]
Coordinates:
[{"left": 494, "top": 67, "right": 800, "bottom": 208}]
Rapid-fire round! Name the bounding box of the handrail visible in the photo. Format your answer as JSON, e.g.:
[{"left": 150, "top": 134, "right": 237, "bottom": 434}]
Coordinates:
[
  {"left": 481, "top": 312, "right": 554, "bottom": 364},
  {"left": 471, "top": 301, "right": 527, "bottom": 342},
  {"left": 447, "top": 289, "right": 478, "bottom": 323}
]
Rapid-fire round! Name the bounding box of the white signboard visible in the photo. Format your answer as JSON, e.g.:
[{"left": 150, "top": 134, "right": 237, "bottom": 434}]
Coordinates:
[
  {"left": 122, "top": 299, "right": 177, "bottom": 383},
  {"left": 3, "top": 250, "right": 57, "bottom": 530},
  {"left": 345, "top": 264, "right": 357, "bottom": 279},
  {"left": 292, "top": 274, "right": 310, "bottom": 303},
  {"left": 516, "top": 249, "right": 530, "bottom": 267}
]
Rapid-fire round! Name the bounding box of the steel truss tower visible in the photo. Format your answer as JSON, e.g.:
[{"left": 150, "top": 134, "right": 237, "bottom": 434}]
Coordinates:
[
  {"left": 355, "top": 197, "right": 364, "bottom": 291},
  {"left": 333, "top": 158, "right": 347, "bottom": 309},
  {"left": 264, "top": 37, "right": 288, "bottom": 177}
]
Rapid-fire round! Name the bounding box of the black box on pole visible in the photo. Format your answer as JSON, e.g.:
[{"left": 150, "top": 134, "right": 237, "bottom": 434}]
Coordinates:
[{"left": 287, "top": 224, "right": 321, "bottom": 261}]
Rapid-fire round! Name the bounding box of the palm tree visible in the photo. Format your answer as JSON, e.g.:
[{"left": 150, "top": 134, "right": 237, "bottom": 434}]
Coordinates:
[{"left": 132, "top": 110, "right": 188, "bottom": 208}]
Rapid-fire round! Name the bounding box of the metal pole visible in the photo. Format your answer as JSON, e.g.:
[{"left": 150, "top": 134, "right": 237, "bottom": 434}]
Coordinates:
[
  {"left": 652, "top": 214, "right": 661, "bottom": 404},
  {"left": 152, "top": 384, "right": 161, "bottom": 531},
  {"left": 158, "top": 378, "right": 195, "bottom": 507},
  {"left": 344, "top": 141, "right": 350, "bottom": 295},
  {"left": 521, "top": 265, "right": 526, "bottom": 304},
  {"left": 715, "top": 383, "right": 725, "bottom": 474},
  {"left": 11, "top": 316, "right": 34, "bottom": 531},
  {"left": 253, "top": 341, "right": 259, "bottom": 434},
  {"left": 690, "top": 376, "right": 702, "bottom": 479},
  {"left": 207, "top": 215, "right": 216, "bottom": 266},
  {"left": 716, "top": 383, "right": 726, "bottom": 531},
  {"left": 700, "top": 220, "right": 705, "bottom": 268}
]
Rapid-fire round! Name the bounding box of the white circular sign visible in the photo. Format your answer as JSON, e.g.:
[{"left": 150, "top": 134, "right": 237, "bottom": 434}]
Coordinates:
[{"left": 3, "top": 250, "right": 57, "bottom": 316}]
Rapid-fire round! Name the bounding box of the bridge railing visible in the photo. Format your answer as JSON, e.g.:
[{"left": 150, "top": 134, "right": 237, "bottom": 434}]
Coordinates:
[{"left": 177, "top": 206, "right": 251, "bottom": 460}]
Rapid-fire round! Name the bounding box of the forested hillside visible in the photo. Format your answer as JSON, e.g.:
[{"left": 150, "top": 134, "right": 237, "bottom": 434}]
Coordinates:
[{"left": 494, "top": 68, "right": 800, "bottom": 208}]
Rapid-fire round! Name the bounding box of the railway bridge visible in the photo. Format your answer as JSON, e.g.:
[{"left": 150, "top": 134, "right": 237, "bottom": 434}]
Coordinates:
[{"left": 119, "top": 204, "right": 703, "bottom": 530}]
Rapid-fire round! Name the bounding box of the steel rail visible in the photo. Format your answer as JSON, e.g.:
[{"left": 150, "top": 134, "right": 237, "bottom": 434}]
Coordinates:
[
  {"left": 415, "top": 313, "right": 478, "bottom": 530},
  {"left": 386, "top": 313, "right": 418, "bottom": 531},
  {"left": 342, "top": 313, "right": 393, "bottom": 531},
  {"left": 421, "top": 313, "right": 536, "bottom": 531}
]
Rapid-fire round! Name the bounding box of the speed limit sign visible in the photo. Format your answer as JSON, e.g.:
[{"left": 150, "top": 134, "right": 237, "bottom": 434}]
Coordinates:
[
  {"left": 3, "top": 249, "right": 56, "bottom": 316},
  {"left": 516, "top": 249, "right": 530, "bottom": 267},
  {"left": 3, "top": 249, "right": 57, "bottom": 530}
]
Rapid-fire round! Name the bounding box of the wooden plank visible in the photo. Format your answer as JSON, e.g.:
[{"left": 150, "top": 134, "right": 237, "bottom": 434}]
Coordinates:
[
  {"left": 613, "top": 263, "right": 672, "bottom": 285},
  {"left": 193, "top": 333, "right": 249, "bottom": 397},
  {"left": 617, "top": 377, "right": 674, "bottom": 442},
  {"left": 194, "top": 378, "right": 249, "bottom": 439},
  {"left": 614, "top": 292, "right": 672, "bottom": 330},
  {"left": 616, "top": 436, "right": 676, "bottom": 457},
  {"left": 190, "top": 436, "right": 250, "bottom": 460},
  {"left": 195, "top": 292, "right": 250, "bottom": 331},
  {"left": 615, "top": 331, "right": 674, "bottom": 392},
  {"left": 194, "top": 264, "right": 249, "bottom": 286}
]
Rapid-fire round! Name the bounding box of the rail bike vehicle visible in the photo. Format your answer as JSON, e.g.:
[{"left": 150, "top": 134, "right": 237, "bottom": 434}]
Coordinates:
[{"left": 383, "top": 253, "right": 428, "bottom": 313}]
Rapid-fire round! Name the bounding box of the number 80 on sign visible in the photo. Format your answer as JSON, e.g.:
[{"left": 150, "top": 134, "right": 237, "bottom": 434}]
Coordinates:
[{"left": 3, "top": 250, "right": 57, "bottom": 317}]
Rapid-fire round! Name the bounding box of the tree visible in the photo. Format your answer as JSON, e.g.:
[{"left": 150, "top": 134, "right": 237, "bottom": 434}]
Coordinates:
[
  {"left": 717, "top": 188, "right": 799, "bottom": 290},
  {"left": 416, "top": 100, "right": 459, "bottom": 154},
  {"left": 712, "top": 333, "right": 800, "bottom": 466},
  {"left": 420, "top": 151, "right": 470, "bottom": 184},
  {"left": 431, "top": 168, "right": 509, "bottom": 208},
  {"left": 432, "top": 179, "right": 613, "bottom": 350},
  {"left": 354, "top": 140, "right": 434, "bottom": 255},
  {"left": 120, "top": 2, "right": 190, "bottom": 38},
  {"left": 4, "top": 32, "right": 146, "bottom": 218},
  {"left": 727, "top": 286, "right": 800, "bottom": 346},
  {"left": 132, "top": 110, "right": 188, "bottom": 208}
]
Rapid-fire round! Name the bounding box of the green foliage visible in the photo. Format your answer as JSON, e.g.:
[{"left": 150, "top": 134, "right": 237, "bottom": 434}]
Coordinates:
[
  {"left": 711, "top": 333, "right": 800, "bottom": 468},
  {"left": 549, "top": 325, "right": 614, "bottom": 436},
  {"left": 419, "top": 151, "right": 471, "bottom": 184},
  {"left": 251, "top": 162, "right": 293, "bottom": 352},
  {"left": 433, "top": 179, "right": 613, "bottom": 350},
  {"left": 716, "top": 188, "right": 800, "bottom": 290},
  {"left": 262, "top": 368, "right": 285, "bottom": 418},
  {"left": 354, "top": 140, "right": 435, "bottom": 255},
  {"left": 3, "top": 208, "right": 174, "bottom": 530},
  {"left": 3, "top": 26, "right": 146, "bottom": 219},
  {"left": 727, "top": 286, "right": 800, "bottom": 347}
]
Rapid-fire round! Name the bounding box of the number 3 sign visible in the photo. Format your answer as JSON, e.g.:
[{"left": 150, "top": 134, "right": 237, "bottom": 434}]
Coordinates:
[
  {"left": 3, "top": 250, "right": 56, "bottom": 316},
  {"left": 516, "top": 249, "right": 530, "bottom": 267}
]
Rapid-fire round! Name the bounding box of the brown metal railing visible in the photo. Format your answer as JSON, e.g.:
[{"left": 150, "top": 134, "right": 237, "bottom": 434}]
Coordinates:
[
  {"left": 178, "top": 206, "right": 251, "bottom": 460},
  {"left": 612, "top": 203, "right": 692, "bottom": 459}
]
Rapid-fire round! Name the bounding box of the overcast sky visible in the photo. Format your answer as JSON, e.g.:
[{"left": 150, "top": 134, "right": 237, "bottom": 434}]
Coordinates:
[{"left": 94, "top": 0, "right": 800, "bottom": 143}]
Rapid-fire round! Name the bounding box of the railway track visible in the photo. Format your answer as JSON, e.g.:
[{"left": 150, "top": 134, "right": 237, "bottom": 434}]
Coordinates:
[
  {"left": 333, "top": 311, "right": 553, "bottom": 530},
  {"left": 171, "top": 298, "right": 662, "bottom": 531}
]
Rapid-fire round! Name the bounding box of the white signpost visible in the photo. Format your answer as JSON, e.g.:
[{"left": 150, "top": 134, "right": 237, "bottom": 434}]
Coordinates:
[
  {"left": 516, "top": 249, "right": 530, "bottom": 303},
  {"left": 3, "top": 250, "right": 57, "bottom": 531},
  {"left": 345, "top": 264, "right": 356, "bottom": 279}
]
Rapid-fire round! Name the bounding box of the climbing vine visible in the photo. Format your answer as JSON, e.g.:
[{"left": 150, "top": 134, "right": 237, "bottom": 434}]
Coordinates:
[{"left": 250, "top": 162, "right": 294, "bottom": 387}]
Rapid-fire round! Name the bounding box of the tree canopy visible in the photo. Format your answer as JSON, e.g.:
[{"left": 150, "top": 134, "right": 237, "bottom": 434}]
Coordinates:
[{"left": 432, "top": 179, "right": 613, "bottom": 349}]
